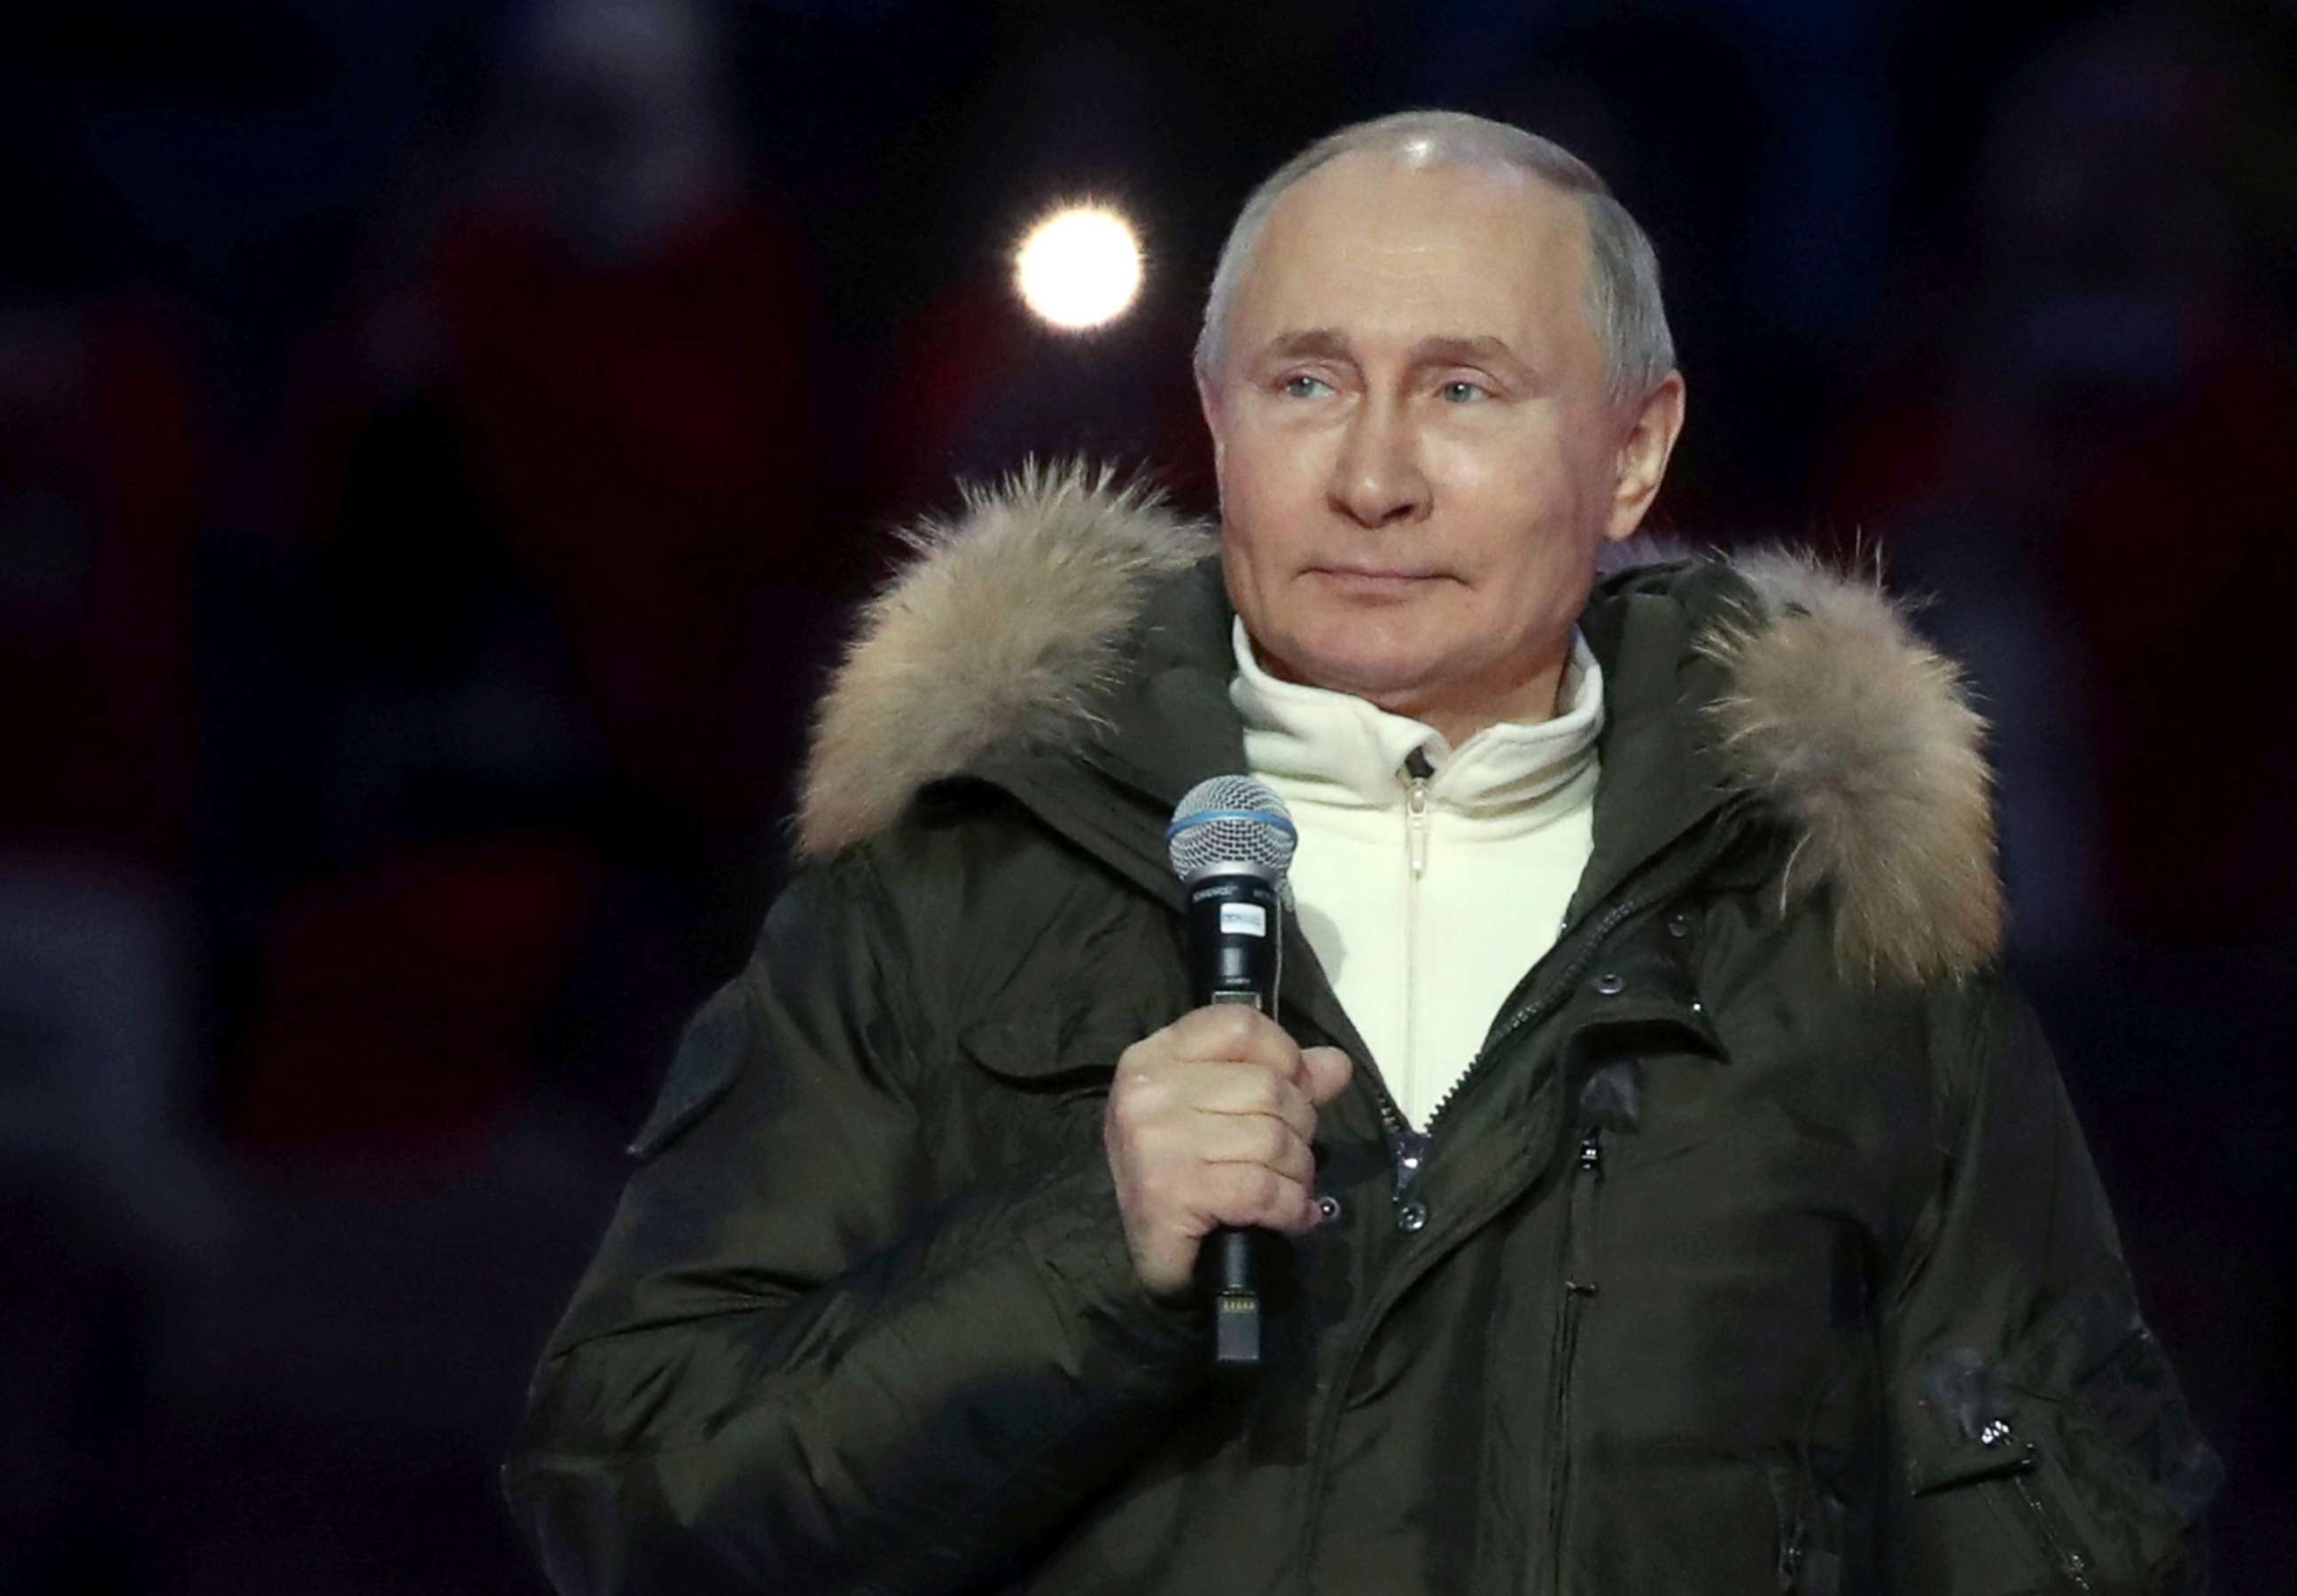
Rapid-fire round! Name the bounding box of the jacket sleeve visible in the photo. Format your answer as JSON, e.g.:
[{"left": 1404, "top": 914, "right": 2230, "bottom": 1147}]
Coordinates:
[
  {"left": 502, "top": 854, "right": 1209, "bottom": 1596},
  {"left": 1878, "top": 977, "right": 2221, "bottom": 1594}
]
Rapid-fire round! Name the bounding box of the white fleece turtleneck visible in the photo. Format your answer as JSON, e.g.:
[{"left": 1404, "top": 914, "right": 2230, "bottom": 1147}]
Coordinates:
[{"left": 1231, "top": 619, "right": 1605, "bottom": 1129}]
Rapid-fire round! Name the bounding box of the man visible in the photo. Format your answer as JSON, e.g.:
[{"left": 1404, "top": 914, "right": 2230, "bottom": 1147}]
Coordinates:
[{"left": 506, "top": 112, "right": 2215, "bottom": 1593}]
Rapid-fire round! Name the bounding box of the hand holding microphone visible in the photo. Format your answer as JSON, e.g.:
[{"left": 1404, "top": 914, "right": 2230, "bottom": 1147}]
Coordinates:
[
  {"left": 1103, "top": 1008, "right": 1352, "bottom": 1289},
  {"left": 1102, "top": 777, "right": 1351, "bottom": 1366}
]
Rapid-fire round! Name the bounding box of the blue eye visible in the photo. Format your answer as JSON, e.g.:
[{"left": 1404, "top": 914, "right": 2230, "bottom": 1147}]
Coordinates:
[
  {"left": 1439, "top": 379, "right": 1489, "bottom": 404},
  {"left": 1281, "top": 374, "right": 1335, "bottom": 399}
]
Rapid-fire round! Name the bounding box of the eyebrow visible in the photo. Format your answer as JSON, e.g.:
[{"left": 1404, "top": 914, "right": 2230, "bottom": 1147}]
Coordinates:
[
  {"left": 1410, "top": 334, "right": 1529, "bottom": 377},
  {"left": 1265, "top": 328, "right": 1353, "bottom": 362},
  {"left": 1261, "top": 328, "right": 1531, "bottom": 378}
]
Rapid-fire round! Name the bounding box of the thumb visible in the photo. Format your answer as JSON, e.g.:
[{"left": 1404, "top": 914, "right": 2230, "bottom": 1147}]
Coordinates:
[{"left": 1299, "top": 1045, "right": 1353, "bottom": 1107}]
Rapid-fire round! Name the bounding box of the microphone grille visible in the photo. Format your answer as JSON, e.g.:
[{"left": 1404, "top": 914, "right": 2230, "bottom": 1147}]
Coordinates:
[{"left": 1168, "top": 775, "right": 1297, "bottom": 882}]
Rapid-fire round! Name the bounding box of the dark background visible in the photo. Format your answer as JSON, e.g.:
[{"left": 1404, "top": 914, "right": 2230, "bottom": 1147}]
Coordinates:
[{"left": 4, "top": 1, "right": 2291, "bottom": 1590}]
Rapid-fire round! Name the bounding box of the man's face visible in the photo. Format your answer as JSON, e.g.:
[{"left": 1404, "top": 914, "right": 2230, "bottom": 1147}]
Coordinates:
[{"left": 1201, "top": 152, "right": 1679, "bottom": 739}]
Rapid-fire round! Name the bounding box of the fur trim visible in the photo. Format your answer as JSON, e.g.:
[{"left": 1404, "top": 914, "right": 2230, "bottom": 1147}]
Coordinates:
[
  {"left": 1699, "top": 549, "right": 2002, "bottom": 984},
  {"left": 797, "top": 479, "right": 2002, "bottom": 984},
  {"left": 794, "top": 462, "right": 1213, "bottom": 858}
]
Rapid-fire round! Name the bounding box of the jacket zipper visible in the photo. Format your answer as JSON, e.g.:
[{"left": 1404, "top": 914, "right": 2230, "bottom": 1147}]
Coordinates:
[
  {"left": 1546, "top": 1128, "right": 1603, "bottom": 1590},
  {"left": 1985, "top": 1425, "right": 2095, "bottom": 1593},
  {"left": 1298, "top": 814, "right": 1740, "bottom": 1575},
  {"left": 1765, "top": 1454, "right": 1806, "bottom": 1592},
  {"left": 1374, "top": 813, "right": 1737, "bottom": 1230},
  {"left": 1395, "top": 813, "right": 1737, "bottom": 1199}
]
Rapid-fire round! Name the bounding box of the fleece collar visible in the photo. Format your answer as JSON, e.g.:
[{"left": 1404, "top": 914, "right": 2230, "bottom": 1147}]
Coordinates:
[{"left": 1230, "top": 617, "right": 1605, "bottom": 821}]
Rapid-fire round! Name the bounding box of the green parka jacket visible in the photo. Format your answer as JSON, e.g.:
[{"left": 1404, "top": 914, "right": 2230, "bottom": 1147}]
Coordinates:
[{"left": 505, "top": 471, "right": 2218, "bottom": 1595}]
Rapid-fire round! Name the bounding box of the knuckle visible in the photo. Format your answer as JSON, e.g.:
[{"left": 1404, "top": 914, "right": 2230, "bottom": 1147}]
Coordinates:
[
  {"left": 1205, "top": 1004, "right": 1258, "bottom": 1055},
  {"left": 1138, "top": 1164, "right": 1177, "bottom": 1211},
  {"left": 1116, "top": 1072, "right": 1173, "bottom": 1124},
  {"left": 1203, "top": 1010, "right": 1240, "bottom": 1061},
  {"left": 1277, "top": 1082, "right": 1312, "bottom": 1127},
  {"left": 1104, "top": 1094, "right": 1144, "bottom": 1142},
  {"left": 1117, "top": 1032, "right": 1172, "bottom": 1078}
]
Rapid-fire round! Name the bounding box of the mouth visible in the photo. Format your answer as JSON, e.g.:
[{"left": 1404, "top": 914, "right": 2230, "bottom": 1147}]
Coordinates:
[{"left": 1307, "top": 564, "right": 1447, "bottom": 588}]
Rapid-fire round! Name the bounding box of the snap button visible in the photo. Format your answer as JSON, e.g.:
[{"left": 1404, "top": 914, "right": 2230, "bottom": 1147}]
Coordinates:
[
  {"left": 1395, "top": 1199, "right": 1429, "bottom": 1234},
  {"left": 1665, "top": 911, "right": 1692, "bottom": 938},
  {"left": 1316, "top": 1194, "right": 1344, "bottom": 1226},
  {"left": 1592, "top": 971, "right": 1625, "bottom": 996}
]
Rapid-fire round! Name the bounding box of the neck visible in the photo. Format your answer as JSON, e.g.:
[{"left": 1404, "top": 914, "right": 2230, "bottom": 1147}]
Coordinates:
[
  {"left": 1397, "top": 660, "right": 1570, "bottom": 747},
  {"left": 1231, "top": 617, "right": 1604, "bottom": 813},
  {"left": 1255, "top": 649, "right": 1573, "bottom": 749}
]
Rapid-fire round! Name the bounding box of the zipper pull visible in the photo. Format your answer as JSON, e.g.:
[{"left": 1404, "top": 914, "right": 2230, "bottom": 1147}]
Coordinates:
[
  {"left": 1390, "top": 1125, "right": 1432, "bottom": 1233},
  {"left": 1566, "top": 1131, "right": 1602, "bottom": 1296},
  {"left": 1403, "top": 748, "right": 1432, "bottom": 879}
]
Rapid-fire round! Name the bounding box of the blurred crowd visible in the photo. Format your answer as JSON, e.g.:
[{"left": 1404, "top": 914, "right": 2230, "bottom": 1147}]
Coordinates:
[{"left": 2, "top": 1, "right": 2290, "bottom": 1591}]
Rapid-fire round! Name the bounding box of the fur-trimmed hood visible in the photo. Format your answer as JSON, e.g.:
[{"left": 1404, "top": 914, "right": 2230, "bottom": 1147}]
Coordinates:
[{"left": 798, "top": 465, "right": 2001, "bottom": 985}]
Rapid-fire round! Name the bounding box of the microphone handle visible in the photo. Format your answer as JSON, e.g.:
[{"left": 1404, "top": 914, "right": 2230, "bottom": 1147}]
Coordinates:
[
  {"left": 1183, "top": 871, "right": 1283, "bottom": 1370},
  {"left": 1210, "top": 1226, "right": 1259, "bottom": 1366}
]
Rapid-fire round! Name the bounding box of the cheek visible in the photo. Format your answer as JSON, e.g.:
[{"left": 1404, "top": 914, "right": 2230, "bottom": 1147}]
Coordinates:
[
  {"left": 1452, "top": 424, "right": 1607, "bottom": 547},
  {"left": 1426, "top": 417, "right": 1539, "bottom": 502},
  {"left": 1228, "top": 421, "right": 1321, "bottom": 499},
  {"left": 1221, "top": 441, "right": 1319, "bottom": 562}
]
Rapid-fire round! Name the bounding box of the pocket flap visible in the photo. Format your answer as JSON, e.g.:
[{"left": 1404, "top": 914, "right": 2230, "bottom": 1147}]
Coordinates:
[
  {"left": 1900, "top": 1285, "right": 2220, "bottom": 1581},
  {"left": 956, "top": 1003, "right": 1147, "bottom": 1087}
]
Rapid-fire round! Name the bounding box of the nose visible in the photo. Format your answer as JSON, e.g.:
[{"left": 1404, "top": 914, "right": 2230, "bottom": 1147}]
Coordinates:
[{"left": 1327, "top": 396, "right": 1430, "bottom": 529}]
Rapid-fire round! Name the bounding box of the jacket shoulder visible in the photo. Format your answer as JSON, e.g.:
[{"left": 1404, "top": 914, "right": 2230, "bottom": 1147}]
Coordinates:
[{"left": 838, "top": 783, "right": 1183, "bottom": 1058}]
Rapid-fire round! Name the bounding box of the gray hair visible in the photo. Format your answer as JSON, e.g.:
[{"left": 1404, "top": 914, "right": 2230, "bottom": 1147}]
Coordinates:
[{"left": 1195, "top": 110, "right": 1675, "bottom": 409}]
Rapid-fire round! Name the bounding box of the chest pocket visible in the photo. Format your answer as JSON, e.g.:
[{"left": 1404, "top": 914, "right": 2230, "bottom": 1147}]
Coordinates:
[
  {"left": 956, "top": 1004, "right": 1144, "bottom": 1093},
  {"left": 1555, "top": 904, "right": 1726, "bottom": 1141},
  {"left": 952, "top": 1000, "right": 1158, "bottom": 1170}
]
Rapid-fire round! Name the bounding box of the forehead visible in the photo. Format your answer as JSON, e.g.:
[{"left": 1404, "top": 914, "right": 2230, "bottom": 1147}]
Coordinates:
[{"left": 1229, "top": 151, "right": 1596, "bottom": 367}]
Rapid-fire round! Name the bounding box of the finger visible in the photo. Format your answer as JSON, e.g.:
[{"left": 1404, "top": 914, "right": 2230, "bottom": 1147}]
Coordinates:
[
  {"left": 1299, "top": 1045, "right": 1354, "bottom": 1107},
  {"left": 1165, "top": 1003, "right": 1302, "bottom": 1074},
  {"left": 1195, "top": 1113, "right": 1314, "bottom": 1187},
  {"left": 1196, "top": 1162, "right": 1318, "bottom": 1235},
  {"left": 1187, "top": 1064, "right": 1317, "bottom": 1143}
]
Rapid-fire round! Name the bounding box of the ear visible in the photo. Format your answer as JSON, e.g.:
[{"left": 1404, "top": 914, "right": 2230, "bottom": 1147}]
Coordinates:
[{"left": 1603, "top": 370, "right": 1686, "bottom": 542}]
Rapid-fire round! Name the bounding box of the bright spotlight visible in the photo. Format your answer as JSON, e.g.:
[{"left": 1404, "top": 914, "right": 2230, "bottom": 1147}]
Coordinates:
[{"left": 1013, "top": 204, "right": 1143, "bottom": 331}]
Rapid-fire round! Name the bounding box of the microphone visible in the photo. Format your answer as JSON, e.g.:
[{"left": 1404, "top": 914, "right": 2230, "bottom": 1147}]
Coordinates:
[{"left": 1167, "top": 775, "right": 1298, "bottom": 1369}]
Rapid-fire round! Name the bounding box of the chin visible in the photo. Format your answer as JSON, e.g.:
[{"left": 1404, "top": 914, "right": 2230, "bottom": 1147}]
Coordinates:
[{"left": 1286, "top": 636, "right": 1449, "bottom": 704}]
